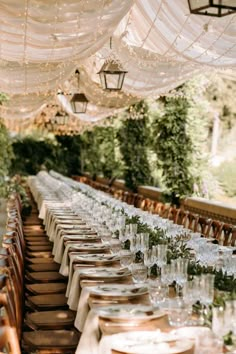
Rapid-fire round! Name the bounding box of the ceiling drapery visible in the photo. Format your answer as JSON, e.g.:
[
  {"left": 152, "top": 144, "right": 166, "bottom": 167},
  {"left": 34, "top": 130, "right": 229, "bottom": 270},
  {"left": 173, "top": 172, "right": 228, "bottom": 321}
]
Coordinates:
[{"left": 0, "top": 0, "right": 235, "bottom": 132}]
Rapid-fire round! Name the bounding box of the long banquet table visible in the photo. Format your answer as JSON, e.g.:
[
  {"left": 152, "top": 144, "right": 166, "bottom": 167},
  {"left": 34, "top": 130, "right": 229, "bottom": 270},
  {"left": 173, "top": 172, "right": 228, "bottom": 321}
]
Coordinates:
[{"left": 28, "top": 172, "right": 235, "bottom": 354}]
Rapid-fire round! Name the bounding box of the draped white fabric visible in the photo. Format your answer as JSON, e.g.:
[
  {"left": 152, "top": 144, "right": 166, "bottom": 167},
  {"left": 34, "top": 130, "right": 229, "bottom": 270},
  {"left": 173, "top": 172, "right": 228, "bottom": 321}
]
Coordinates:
[{"left": 0, "top": 0, "right": 235, "bottom": 129}]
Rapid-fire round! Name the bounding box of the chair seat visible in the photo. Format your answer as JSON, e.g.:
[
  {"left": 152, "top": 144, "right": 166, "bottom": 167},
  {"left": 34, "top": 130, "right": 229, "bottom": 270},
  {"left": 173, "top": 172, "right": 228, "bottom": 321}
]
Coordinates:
[
  {"left": 24, "top": 232, "right": 46, "bottom": 237},
  {"left": 26, "top": 244, "right": 53, "bottom": 252},
  {"left": 25, "top": 310, "right": 75, "bottom": 330},
  {"left": 24, "top": 226, "right": 44, "bottom": 232},
  {"left": 23, "top": 221, "right": 42, "bottom": 226},
  {"left": 26, "top": 251, "right": 53, "bottom": 258},
  {"left": 26, "top": 271, "right": 66, "bottom": 283},
  {"left": 26, "top": 240, "right": 52, "bottom": 246},
  {"left": 25, "top": 283, "right": 67, "bottom": 295},
  {"left": 25, "top": 257, "right": 55, "bottom": 264},
  {"left": 26, "top": 294, "right": 68, "bottom": 310},
  {"left": 22, "top": 329, "right": 79, "bottom": 350},
  {"left": 25, "top": 236, "right": 49, "bottom": 242},
  {"left": 27, "top": 263, "right": 60, "bottom": 272}
]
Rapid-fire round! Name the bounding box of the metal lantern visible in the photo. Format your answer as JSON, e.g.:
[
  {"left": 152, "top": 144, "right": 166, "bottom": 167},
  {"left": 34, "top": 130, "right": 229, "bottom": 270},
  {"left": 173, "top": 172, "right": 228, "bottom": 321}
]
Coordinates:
[
  {"left": 52, "top": 111, "right": 69, "bottom": 125},
  {"left": 188, "top": 0, "right": 236, "bottom": 17},
  {"left": 70, "top": 93, "right": 88, "bottom": 113},
  {"left": 98, "top": 59, "right": 128, "bottom": 91}
]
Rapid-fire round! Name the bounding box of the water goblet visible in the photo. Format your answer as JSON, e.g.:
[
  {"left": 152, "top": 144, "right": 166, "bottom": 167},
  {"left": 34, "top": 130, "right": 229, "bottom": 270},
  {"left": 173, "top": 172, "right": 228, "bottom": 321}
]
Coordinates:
[
  {"left": 131, "top": 263, "right": 148, "bottom": 284},
  {"left": 119, "top": 250, "right": 134, "bottom": 269},
  {"left": 109, "top": 239, "right": 121, "bottom": 255},
  {"left": 168, "top": 297, "right": 189, "bottom": 327},
  {"left": 148, "top": 279, "right": 167, "bottom": 308}
]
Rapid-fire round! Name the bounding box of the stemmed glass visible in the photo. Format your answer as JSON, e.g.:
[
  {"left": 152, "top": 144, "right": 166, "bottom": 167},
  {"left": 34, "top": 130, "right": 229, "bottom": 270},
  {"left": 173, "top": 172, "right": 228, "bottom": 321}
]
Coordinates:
[
  {"left": 143, "top": 248, "right": 155, "bottom": 277},
  {"left": 161, "top": 263, "right": 175, "bottom": 296},
  {"left": 182, "top": 277, "right": 201, "bottom": 324},
  {"left": 140, "top": 233, "right": 149, "bottom": 253},
  {"left": 155, "top": 244, "right": 168, "bottom": 272},
  {"left": 199, "top": 273, "right": 215, "bottom": 325},
  {"left": 130, "top": 224, "right": 138, "bottom": 239},
  {"left": 171, "top": 258, "right": 188, "bottom": 296}
]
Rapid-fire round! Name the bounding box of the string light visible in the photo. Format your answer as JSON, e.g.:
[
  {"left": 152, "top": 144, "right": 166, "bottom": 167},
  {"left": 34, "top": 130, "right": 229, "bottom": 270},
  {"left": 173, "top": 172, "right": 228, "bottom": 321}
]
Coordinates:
[{"left": 0, "top": 0, "right": 235, "bottom": 133}]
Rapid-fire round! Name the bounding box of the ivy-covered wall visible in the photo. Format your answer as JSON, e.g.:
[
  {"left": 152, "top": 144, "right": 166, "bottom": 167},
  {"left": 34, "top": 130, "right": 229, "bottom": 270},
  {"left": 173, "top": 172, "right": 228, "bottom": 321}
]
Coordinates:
[{"left": 117, "top": 101, "right": 152, "bottom": 191}]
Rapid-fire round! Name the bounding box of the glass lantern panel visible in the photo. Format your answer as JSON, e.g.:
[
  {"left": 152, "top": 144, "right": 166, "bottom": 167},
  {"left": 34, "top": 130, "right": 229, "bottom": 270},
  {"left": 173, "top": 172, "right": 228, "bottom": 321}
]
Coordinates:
[
  {"left": 99, "top": 73, "right": 106, "bottom": 90},
  {"left": 73, "top": 101, "right": 87, "bottom": 113},
  {"left": 213, "top": 0, "right": 236, "bottom": 7},
  {"left": 189, "top": 0, "right": 209, "bottom": 11},
  {"left": 105, "top": 73, "right": 121, "bottom": 90}
]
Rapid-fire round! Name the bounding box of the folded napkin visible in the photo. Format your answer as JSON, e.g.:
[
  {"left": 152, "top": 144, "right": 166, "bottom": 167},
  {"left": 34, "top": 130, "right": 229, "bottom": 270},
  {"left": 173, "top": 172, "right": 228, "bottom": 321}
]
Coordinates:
[
  {"left": 75, "top": 284, "right": 146, "bottom": 332},
  {"left": 75, "top": 286, "right": 95, "bottom": 331},
  {"left": 60, "top": 243, "right": 108, "bottom": 276},
  {"left": 75, "top": 310, "right": 100, "bottom": 354},
  {"left": 67, "top": 267, "right": 94, "bottom": 311}
]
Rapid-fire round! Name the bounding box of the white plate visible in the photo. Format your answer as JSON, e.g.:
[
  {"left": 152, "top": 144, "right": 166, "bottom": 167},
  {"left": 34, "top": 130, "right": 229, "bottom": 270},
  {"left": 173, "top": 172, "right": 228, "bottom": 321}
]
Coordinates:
[
  {"left": 71, "top": 243, "right": 108, "bottom": 250},
  {"left": 81, "top": 268, "right": 131, "bottom": 278},
  {"left": 110, "top": 331, "right": 194, "bottom": 354},
  {"left": 97, "top": 304, "right": 166, "bottom": 321},
  {"left": 91, "top": 284, "right": 148, "bottom": 297},
  {"left": 75, "top": 254, "right": 119, "bottom": 262}
]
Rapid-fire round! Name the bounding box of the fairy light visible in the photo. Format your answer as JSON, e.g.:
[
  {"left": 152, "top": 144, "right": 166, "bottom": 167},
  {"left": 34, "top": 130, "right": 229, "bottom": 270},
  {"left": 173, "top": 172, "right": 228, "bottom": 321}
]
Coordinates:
[{"left": 1, "top": 0, "right": 236, "bottom": 131}]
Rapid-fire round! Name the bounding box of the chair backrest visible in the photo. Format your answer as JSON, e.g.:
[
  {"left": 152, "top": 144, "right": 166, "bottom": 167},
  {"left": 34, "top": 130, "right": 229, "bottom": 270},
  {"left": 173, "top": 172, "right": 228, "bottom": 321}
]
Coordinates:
[
  {"left": 152, "top": 201, "right": 165, "bottom": 216},
  {"left": 160, "top": 205, "right": 171, "bottom": 219},
  {"left": 6, "top": 219, "right": 25, "bottom": 253},
  {"left": 231, "top": 227, "right": 236, "bottom": 247},
  {"left": 206, "top": 220, "right": 223, "bottom": 241},
  {"left": 185, "top": 213, "right": 199, "bottom": 232},
  {"left": 0, "top": 261, "right": 23, "bottom": 337},
  {"left": 0, "top": 326, "right": 21, "bottom": 354},
  {"left": 2, "top": 237, "right": 24, "bottom": 280},
  {"left": 0, "top": 242, "right": 24, "bottom": 326},
  {"left": 195, "top": 217, "right": 212, "bottom": 237},
  {"left": 126, "top": 192, "right": 136, "bottom": 206},
  {"left": 176, "top": 209, "right": 189, "bottom": 228},
  {"left": 134, "top": 195, "right": 145, "bottom": 209},
  {"left": 167, "top": 207, "right": 180, "bottom": 224},
  {"left": 219, "top": 223, "right": 234, "bottom": 246}
]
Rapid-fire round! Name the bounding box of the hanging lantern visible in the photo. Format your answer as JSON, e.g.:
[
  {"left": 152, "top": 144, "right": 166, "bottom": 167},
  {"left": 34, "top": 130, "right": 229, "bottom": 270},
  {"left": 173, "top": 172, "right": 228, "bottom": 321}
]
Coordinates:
[
  {"left": 188, "top": 0, "right": 236, "bottom": 17},
  {"left": 98, "top": 59, "right": 127, "bottom": 91},
  {"left": 70, "top": 93, "right": 88, "bottom": 113},
  {"left": 52, "top": 111, "right": 69, "bottom": 125}
]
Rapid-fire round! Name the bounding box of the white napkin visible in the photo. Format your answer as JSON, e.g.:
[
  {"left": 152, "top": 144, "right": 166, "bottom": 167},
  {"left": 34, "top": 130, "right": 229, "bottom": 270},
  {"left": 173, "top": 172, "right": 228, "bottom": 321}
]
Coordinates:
[
  {"left": 66, "top": 254, "right": 83, "bottom": 297},
  {"left": 67, "top": 267, "right": 93, "bottom": 310},
  {"left": 75, "top": 286, "right": 94, "bottom": 331},
  {"left": 59, "top": 243, "right": 74, "bottom": 276},
  {"left": 75, "top": 310, "right": 100, "bottom": 354},
  {"left": 59, "top": 243, "right": 108, "bottom": 276},
  {"left": 53, "top": 235, "right": 66, "bottom": 262}
]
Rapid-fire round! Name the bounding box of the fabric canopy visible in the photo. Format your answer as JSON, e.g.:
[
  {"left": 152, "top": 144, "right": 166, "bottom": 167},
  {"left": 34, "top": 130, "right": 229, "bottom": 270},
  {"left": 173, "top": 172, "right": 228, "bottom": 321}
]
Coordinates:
[{"left": 0, "top": 0, "right": 235, "bottom": 131}]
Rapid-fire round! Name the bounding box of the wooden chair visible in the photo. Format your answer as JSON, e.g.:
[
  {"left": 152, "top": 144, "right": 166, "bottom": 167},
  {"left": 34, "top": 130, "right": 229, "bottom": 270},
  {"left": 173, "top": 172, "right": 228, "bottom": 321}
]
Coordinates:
[
  {"left": 140, "top": 198, "right": 154, "bottom": 211},
  {"left": 0, "top": 326, "right": 21, "bottom": 354},
  {"left": 152, "top": 201, "right": 165, "bottom": 216},
  {"left": 219, "top": 223, "right": 234, "bottom": 246},
  {"left": 134, "top": 194, "right": 145, "bottom": 209},
  {"left": 0, "top": 273, "right": 79, "bottom": 354},
  {"left": 185, "top": 213, "right": 199, "bottom": 232},
  {"left": 176, "top": 209, "right": 189, "bottom": 228},
  {"left": 206, "top": 220, "right": 223, "bottom": 241},
  {"left": 126, "top": 192, "right": 136, "bottom": 205},
  {"left": 167, "top": 207, "right": 180, "bottom": 224},
  {"left": 231, "top": 227, "right": 236, "bottom": 247},
  {"left": 159, "top": 205, "right": 171, "bottom": 219},
  {"left": 195, "top": 217, "right": 212, "bottom": 237}
]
